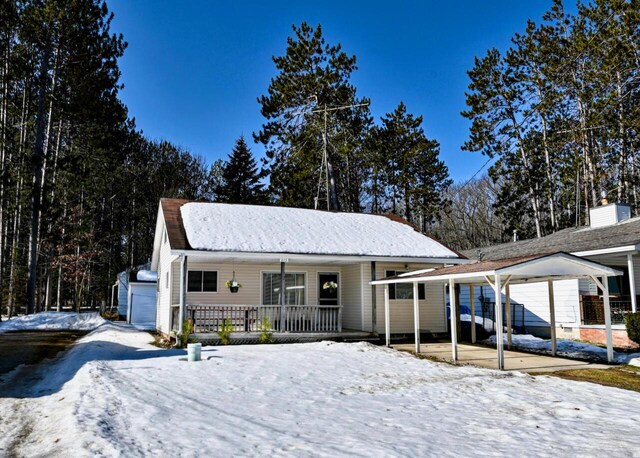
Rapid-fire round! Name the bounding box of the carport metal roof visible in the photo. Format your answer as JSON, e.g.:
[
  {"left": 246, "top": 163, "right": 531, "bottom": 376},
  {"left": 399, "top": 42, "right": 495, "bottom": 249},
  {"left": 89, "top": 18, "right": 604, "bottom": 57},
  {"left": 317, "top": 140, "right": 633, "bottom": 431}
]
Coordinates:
[
  {"left": 371, "top": 252, "right": 622, "bottom": 286},
  {"left": 371, "top": 252, "right": 623, "bottom": 369}
]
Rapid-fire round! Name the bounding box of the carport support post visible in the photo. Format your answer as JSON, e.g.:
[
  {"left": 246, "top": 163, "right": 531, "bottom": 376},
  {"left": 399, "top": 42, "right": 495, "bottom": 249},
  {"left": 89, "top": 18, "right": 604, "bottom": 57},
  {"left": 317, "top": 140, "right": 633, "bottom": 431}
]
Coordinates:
[
  {"left": 470, "top": 284, "right": 476, "bottom": 344},
  {"left": 413, "top": 282, "right": 420, "bottom": 353},
  {"left": 494, "top": 274, "right": 504, "bottom": 370},
  {"left": 384, "top": 284, "right": 390, "bottom": 347},
  {"left": 548, "top": 280, "right": 557, "bottom": 356},
  {"left": 505, "top": 284, "right": 512, "bottom": 349},
  {"left": 450, "top": 278, "right": 458, "bottom": 363},
  {"left": 628, "top": 254, "right": 637, "bottom": 313},
  {"left": 602, "top": 276, "right": 614, "bottom": 363}
]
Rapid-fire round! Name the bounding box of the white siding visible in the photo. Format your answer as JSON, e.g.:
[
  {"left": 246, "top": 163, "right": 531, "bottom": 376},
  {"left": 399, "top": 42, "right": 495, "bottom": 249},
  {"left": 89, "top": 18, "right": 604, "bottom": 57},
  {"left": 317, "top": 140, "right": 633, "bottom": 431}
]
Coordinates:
[
  {"left": 156, "top": 223, "right": 174, "bottom": 334},
  {"left": 341, "top": 264, "right": 362, "bottom": 330},
  {"left": 180, "top": 261, "right": 336, "bottom": 306},
  {"left": 374, "top": 262, "right": 447, "bottom": 334},
  {"left": 454, "top": 280, "right": 581, "bottom": 328}
]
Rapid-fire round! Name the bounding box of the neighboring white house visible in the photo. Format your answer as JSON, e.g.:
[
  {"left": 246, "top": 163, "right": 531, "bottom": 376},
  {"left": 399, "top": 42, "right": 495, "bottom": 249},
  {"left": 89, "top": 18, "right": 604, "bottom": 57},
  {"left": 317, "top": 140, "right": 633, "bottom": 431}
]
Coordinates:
[
  {"left": 149, "top": 198, "right": 466, "bottom": 339},
  {"left": 461, "top": 201, "right": 640, "bottom": 347}
]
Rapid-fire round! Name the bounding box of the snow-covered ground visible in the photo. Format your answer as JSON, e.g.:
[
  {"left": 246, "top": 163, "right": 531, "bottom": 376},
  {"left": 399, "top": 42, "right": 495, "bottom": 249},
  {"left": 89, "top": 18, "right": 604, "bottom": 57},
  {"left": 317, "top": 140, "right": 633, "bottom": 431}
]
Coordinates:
[
  {"left": 0, "top": 312, "right": 106, "bottom": 334},
  {"left": 484, "top": 334, "right": 640, "bottom": 364},
  {"left": 1, "top": 325, "right": 639, "bottom": 457}
]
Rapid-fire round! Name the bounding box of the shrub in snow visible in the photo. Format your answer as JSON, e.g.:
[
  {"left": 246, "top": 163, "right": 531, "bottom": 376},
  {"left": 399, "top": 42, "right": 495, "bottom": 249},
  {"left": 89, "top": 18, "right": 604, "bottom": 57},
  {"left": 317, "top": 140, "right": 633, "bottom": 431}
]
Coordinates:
[
  {"left": 219, "top": 319, "right": 233, "bottom": 345},
  {"left": 625, "top": 312, "right": 640, "bottom": 345},
  {"left": 174, "top": 321, "right": 195, "bottom": 348},
  {"left": 258, "top": 316, "right": 273, "bottom": 344}
]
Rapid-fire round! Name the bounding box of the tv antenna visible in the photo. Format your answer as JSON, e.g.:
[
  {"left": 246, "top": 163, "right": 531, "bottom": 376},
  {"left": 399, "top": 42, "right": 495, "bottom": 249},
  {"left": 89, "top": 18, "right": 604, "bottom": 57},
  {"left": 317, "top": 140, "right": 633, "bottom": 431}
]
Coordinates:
[{"left": 297, "top": 96, "right": 369, "bottom": 211}]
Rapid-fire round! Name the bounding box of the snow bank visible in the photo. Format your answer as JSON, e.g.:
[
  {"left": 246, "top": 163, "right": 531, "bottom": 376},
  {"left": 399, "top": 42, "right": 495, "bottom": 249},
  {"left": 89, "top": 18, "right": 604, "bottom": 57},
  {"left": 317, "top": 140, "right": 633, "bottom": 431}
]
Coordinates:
[
  {"left": 484, "top": 334, "right": 640, "bottom": 363},
  {"left": 180, "top": 202, "right": 459, "bottom": 258},
  {"left": 629, "top": 357, "right": 640, "bottom": 367},
  {"left": 460, "top": 313, "right": 495, "bottom": 332},
  {"left": 0, "top": 312, "right": 106, "bottom": 334},
  {"left": 1, "top": 327, "right": 639, "bottom": 456}
]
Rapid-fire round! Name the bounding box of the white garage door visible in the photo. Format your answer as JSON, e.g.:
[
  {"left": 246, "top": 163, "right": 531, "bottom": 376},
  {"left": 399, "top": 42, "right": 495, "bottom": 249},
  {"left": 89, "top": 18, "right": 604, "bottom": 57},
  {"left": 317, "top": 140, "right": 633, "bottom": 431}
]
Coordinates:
[{"left": 129, "top": 284, "right": 157, "bottom": 330}]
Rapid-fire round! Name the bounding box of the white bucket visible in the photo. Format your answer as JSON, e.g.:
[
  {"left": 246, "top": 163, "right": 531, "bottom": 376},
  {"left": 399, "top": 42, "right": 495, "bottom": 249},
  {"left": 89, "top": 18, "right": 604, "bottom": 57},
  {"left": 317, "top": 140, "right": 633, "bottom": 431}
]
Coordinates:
[{"left": 187, "top": 343, "right": 202, "bottom": 362}]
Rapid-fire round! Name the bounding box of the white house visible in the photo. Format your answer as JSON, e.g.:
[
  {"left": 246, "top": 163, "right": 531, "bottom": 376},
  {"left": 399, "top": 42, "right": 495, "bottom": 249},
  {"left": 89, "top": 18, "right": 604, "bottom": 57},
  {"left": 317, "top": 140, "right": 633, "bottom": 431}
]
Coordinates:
[
  {"left": 149, "top": 198, "right": 466, "bottom": 340},
  {"left": 461, "top": 201, "right": 640, "bottom": 348}
]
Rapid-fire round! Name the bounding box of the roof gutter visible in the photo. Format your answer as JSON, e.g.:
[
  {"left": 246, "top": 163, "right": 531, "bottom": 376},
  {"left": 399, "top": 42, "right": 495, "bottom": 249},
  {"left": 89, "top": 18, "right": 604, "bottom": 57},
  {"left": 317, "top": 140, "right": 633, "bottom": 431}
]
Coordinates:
[
  {"left": 170, "top": 249, "right": 470, "bottom": 265},
  {"left": 571, "top": 244, "right": 638, "bottom": 257}
]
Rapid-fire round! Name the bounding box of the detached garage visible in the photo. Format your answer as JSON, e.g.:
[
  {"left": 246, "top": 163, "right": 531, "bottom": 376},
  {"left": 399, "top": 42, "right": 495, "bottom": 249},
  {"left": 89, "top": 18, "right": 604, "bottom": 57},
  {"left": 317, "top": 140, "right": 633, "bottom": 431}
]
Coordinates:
[{"left": 127, "top": 270, "right": 158, "bottom": 330}]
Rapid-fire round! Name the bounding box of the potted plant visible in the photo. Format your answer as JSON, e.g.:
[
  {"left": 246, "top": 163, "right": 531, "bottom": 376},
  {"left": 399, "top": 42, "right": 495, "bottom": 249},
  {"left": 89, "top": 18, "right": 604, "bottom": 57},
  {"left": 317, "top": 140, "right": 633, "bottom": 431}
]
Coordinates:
[{"left": 226, "top": 272, "right": 242, "bottom": 293}]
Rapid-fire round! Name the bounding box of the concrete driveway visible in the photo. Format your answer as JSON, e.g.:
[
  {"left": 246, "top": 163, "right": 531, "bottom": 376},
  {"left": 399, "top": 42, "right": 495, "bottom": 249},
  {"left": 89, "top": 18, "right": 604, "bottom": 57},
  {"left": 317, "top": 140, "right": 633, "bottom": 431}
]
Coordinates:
[{"left": 394, "top": 342, "right": 611, "bottom": 373}]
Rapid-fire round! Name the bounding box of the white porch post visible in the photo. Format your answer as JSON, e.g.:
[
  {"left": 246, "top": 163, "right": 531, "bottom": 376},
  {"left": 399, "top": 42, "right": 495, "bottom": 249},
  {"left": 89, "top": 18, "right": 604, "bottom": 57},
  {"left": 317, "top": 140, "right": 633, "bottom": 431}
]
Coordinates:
[
  {"left": 548, "top": 280, "right": 557, "bottom": 357},
  {"left": 505, "top": 284, "right": 512, "bottom": 350},
  {"left": 493, "top": 274, "right": 504, "bottom": 370},
  {"left": 450, "top": 278, "right": 458, "bottom": 363},
  {"left": 470, "top": 284, "right": 476, "bottom": 344},
  {"left": 413, "top": 282, "right": 420, "bottom": 353},
  {"left": 602, "top": 276, "right": 614, "bottom": 363},
  {"left": 280, "top": 261, "right": 286, "bottom": 332},
  {"left": 384, "top": 284, "right": 391, "bottom": 347},
  {"left": 628, "top": 254, "right": 637, "bottom": 313}
]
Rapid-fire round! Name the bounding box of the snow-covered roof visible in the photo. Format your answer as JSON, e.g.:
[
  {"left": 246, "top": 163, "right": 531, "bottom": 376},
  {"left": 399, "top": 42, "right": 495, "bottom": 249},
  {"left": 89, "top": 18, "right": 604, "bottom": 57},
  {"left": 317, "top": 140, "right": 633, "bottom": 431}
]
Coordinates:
[
  {"left": 136, "top": 270, "right": 158, "bottom": 282},
  {"left": 178, "top": 202, "right": 460, "bottom": 259}
]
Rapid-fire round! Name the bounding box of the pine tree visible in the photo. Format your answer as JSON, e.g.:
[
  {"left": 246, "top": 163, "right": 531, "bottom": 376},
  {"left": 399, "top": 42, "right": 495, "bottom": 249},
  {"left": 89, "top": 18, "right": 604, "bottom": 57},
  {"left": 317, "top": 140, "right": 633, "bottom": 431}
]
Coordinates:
[
  {"left": 216, "top": 136, "right": 268, "bottom": 204},
  {"left": 370, "top": 102, "right": 452, "bottom": 227},
  {"left": 255, "top": 22, "right": 372, "bottom": 211}
]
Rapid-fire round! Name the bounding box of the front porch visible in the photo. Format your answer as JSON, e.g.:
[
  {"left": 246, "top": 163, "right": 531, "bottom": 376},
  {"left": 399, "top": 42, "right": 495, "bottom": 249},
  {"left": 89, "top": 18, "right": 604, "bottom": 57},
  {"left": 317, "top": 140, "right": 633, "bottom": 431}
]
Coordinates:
[{"left": 184, "top": 304, "right": 344, "bottom": 333}]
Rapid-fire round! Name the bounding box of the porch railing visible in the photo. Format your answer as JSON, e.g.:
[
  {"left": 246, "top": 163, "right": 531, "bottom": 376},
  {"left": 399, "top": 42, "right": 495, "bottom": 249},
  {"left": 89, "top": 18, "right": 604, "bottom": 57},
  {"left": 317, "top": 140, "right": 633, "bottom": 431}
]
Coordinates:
[
  {"left": 580, "top": 295, "right": 635, "bottom": 325},
  {"left": 186, "top": 304, "right": 342, "bottom": 333}
]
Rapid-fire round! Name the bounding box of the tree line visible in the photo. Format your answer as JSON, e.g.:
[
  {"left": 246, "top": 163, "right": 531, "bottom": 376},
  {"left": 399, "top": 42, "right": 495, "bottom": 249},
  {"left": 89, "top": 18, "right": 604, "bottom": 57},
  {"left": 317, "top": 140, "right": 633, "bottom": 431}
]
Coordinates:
[
  {"left": 461, "top": 0, "right": 640, "bottom": 240},
  {"left": 10, "top": 0, "right": 629, "bottom": 314},
  {"left": 0, "top": 1, "right": 210, "bottom": 316},
  {"left": 0, "top": 4, "right": 452, "bottom": 315}
]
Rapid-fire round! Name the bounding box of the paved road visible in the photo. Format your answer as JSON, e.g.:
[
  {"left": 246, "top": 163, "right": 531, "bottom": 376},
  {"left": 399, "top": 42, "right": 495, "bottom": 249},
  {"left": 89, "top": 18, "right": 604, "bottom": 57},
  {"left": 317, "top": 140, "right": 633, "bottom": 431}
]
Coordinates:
[{"left": 0, "top": 331, "right": 86, "bottom": 378}]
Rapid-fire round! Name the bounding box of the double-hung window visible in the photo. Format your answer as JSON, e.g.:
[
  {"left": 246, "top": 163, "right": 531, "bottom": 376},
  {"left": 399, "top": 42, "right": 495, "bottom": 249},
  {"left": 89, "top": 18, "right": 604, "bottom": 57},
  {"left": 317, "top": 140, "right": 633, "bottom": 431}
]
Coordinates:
[
  {"left": 386, "top": 270, "right": 425, "bottom": 300},
  {"left": 187, "top": 271, "right": 218, "bottom": 292}
]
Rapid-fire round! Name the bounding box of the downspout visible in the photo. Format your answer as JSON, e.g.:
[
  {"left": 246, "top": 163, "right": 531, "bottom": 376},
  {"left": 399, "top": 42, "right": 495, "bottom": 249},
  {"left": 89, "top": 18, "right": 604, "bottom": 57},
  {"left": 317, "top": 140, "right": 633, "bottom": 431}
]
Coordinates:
[
  {"left": 371, "top": 261, "right": 377, "bottom": 334},
  {"left": 110, "top": 281, "right": 117, "bottom": 313}
]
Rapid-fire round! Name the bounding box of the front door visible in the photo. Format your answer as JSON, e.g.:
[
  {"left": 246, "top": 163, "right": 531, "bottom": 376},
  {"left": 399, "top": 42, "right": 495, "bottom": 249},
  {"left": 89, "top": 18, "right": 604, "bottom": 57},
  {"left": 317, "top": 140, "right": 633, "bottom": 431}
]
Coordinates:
[{"left": 318, "top": 272, "right": 339, "bottom": 306}]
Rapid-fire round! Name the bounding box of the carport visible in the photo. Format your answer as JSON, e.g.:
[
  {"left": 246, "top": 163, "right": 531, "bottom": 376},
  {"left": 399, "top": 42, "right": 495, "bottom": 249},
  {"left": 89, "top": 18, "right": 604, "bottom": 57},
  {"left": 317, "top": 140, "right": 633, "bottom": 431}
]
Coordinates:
[{"left": 371, "top": 252, "right": 623, "bottom": 369}]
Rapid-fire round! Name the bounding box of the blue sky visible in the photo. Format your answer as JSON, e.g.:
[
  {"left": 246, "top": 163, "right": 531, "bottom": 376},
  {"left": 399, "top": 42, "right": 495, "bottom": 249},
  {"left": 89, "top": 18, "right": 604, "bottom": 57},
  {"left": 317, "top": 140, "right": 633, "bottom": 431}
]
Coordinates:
[{"left": 109, "top": 1, "right": 570, "bottom": 182}]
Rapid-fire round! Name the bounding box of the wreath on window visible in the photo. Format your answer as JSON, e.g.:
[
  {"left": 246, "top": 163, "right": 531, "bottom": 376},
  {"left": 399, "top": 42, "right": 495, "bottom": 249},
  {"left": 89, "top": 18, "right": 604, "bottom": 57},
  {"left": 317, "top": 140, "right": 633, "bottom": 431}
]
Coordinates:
[{"left": 323, "top": 281, "right": 338, "bottom": 290}]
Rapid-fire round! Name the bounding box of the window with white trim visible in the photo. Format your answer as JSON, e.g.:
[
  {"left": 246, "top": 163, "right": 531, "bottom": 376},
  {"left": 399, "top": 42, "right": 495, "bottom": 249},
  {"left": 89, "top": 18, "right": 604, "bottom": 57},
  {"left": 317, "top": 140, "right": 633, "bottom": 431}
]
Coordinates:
[
  {"left": 187, "top": 271, "right": 218, "bottom": 292},
  {"left": 386, "top": 270, "right": 425, "bottom": 300}
]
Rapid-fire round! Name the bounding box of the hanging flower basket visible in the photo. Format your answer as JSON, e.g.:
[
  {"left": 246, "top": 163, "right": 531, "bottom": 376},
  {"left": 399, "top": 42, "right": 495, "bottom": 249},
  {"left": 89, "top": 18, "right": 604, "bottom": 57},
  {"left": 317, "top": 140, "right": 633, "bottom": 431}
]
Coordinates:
[
  {"left": 225, "top": 279, "right": 242, "bottom": 293},
  {"left": 323, "top": 281, "right": 338, "bottom": 291}
]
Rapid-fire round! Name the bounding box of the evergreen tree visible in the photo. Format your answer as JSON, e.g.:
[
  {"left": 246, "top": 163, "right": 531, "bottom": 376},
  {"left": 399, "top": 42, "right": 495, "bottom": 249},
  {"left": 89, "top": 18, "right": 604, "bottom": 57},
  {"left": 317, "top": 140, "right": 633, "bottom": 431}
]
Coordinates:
[
  {"left": 216, "top": 136, "right": 268, "bottom": 204},
  {"left": 255, "top": 22, "right": 372, "bottom": 211},
  {"left": 370, "top": 102, "right": 452, "bottom": 227}
]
